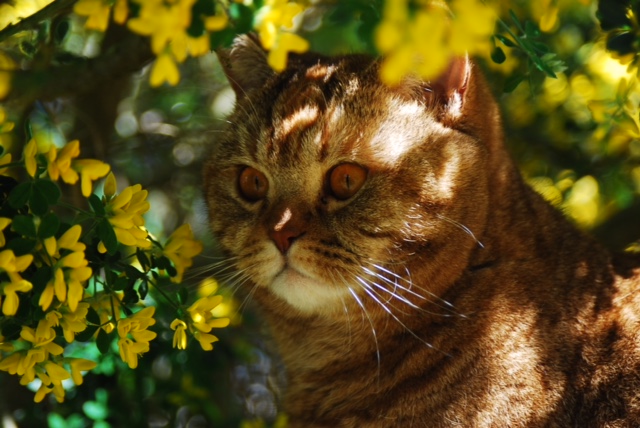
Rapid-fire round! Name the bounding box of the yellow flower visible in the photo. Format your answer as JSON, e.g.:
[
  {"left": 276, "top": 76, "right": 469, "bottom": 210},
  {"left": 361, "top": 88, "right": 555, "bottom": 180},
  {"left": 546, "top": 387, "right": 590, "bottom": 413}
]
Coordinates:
[
  {"left": 23, "top": 138, "right": 38, "bottom": 177},
  {"left": 150, "top": 53, "right": 181, "bottom": 87},
  {"left": 2, "top": 279, "right": 32, "bottom": 316},
  {"left": 34, "top": 383, "right": 65, "bottom": 403},
  {"left": 74, "top": 0, "right": 111, "bottom": 31},
  {"left": 103, "top": 171, "right": 117, "bottom": 198},
  {"left": 375, "top": 0, "right": 496, "bottom": 85},
  {"left": 266, "top": 32, "right": 309, "bottom": 72},
  {"left": 128, "top": 0, "right": 195, "bottom": 55},
  {"left": 0, "top": 151, "right": 11, "bottom": 176},
  {"left": 186, "top": 295, "right": 230, "bottom": 351},
  {"left": 45, "top": 302, "right": 90, "bottom": 343},
  {"left": 100, "top": 181, "right": 151, "bottom": 252},
  {"left": 256, "top": 0, "right": 309, "bottom": 71},
  {"left": 113, "top": 0, "right": 129, "bottom": 24},
  {"left": 0, "top": 249, "right": 34, "bottom": 316},
  {"left": 170, "top": 319, "right": 188, "bottom": 350},
  {"left": 46, "top": 139, "right": 81, "bottom": 184},
  {"left": 72, "top": 158, "right": 110, "bottom": 197},
  {"left": 69, "top": 358, "right": 97, "bottom": 385},
  {"left": 163, "top": 224, "right": 203, "bottom": 282},
  {"left": 39, "top": 225, "right": 92, "bottom": 312},
  {"left": 116, "top": 307, "right": 157, "bottom": 368},
  {"left": 91, "top": 291, "right": 121, "bottom": 334},
  {"left": 0, "top": 217, "right": 10, "bottom": 247}
]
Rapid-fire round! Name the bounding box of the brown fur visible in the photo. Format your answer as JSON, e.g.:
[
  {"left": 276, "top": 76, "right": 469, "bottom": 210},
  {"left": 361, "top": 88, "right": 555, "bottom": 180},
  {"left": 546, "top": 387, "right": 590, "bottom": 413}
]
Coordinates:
[{"left": 203, "top": 36, "right": 640, "bottom": 427}]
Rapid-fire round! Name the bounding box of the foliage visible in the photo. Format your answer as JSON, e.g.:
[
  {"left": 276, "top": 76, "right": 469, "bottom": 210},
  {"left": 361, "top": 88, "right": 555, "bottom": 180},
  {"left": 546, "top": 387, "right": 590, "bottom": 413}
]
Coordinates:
[{"left": 0, "top": 0, "right": 639, "bottom": 426}]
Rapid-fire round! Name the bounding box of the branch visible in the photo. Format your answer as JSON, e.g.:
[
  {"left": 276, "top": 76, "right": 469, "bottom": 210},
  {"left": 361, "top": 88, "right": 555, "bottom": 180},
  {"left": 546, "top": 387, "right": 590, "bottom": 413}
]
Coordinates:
[
  {"left": 5, "top": 32, "right": 154, "bottom": 104},
  {"left": 0, "top": 0, "right": 78, "bottom": 44}
]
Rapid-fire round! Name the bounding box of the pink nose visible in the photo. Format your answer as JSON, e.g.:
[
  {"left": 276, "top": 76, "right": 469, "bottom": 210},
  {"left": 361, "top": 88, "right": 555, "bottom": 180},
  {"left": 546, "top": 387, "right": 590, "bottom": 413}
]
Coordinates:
[{"left": 269, "top": 226, "right": 304, "bottom": 254}]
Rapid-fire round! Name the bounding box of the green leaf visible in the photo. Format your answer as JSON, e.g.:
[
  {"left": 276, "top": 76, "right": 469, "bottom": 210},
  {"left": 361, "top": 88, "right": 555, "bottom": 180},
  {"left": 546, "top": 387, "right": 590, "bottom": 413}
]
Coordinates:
[
  {"left": 75, "top": 325, "right": 98, "bottom": 342},
  {"left": 177, "top": 287, "right": 189, "bottom": 305},
  {"left": 491, "top": 46, "right": 506, "bottom": 64},
  {"left": 1, "top": 318, "right": 22, "bottom": 340},
  {"left": 138, "top": 280, "right": 148, "bottom": 300},
  {"left": 96, "top": 329, "right": 112, "bottom": 354},
  {"left": 86, "top": 306, "right": 101, "bottom": 326},
  {"left": 495, "top": 34, "right": 517, "bottom": 48},
  {"left": 37, "top": 212, "right": 60, "bottom": 239},
  {"left": 88, "top": 194, "right": 105, "bottom": 215},
  {"left": 137, "top": 249, "right": 151, "bottom": 272},
  {"left": 112, "top": 276, "right": 130, "bottom": 291},
  {"left": 5, "top": 237, "right": 36, "bottom": 255},
  {"left": 187, "top": 15, "right": 206, "bottom": 38},
  {"left": 524, "top": 21, "right": 540, "bottom": 39},
  {"left": 8, "top": 182, "right": 32, "bottom": 209},
  {"left": 34, "top": 179, "right": 61, "bottom": 204},
  {"left": 29, "top": 184, "right": 49, "bottom": 216},
  {"left": 229, "top": 3, "right": 254, "bottom": 33},
  {"left": 11, "top": 214, "right": 36, "bottom": 237},
  {"left": 98, "top": 219, "right": 118, "bottom": 255},
  {"left": 504, "top": 74, "right": 525, "bottom": 93},
  {"left": 123, "top": 288, "right": 139, "bottom": 305}
]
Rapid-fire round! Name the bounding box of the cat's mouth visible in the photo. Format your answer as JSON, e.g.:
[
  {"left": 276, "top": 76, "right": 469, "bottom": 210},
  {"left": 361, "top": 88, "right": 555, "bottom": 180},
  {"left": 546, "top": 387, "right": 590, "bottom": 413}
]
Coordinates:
[{"left": 268, "top": 261, "right": 350, "bottom": 314}]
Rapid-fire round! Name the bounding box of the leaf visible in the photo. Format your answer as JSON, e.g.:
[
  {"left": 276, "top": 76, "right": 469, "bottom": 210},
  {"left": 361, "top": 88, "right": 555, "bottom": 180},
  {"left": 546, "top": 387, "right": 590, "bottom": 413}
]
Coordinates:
[
  {"left": 5, "top": 237, "right": 36, "bottom": 255},
  {"left": 34, "top": 179, "right": 61, "bottom": 204},
  {"left": 29, "top": 184, "right": 49, "bottom": 216},
  {"left": 96, "top": 329, "right": 112, "bottom": 354},
  {"left": 491, "top": 46, "right": 506, "bottom": 64},
  {"left": 11, "top": 214, "right": 36, "bottom": 237},
  {"left": 495, "top": 34, "right": 517, "bottom": 48},
  {"left": 37, "top": 212, "right": 60, "bottom": 239},
  {"left": 229, "top": 3, "right": 254, "bottom": 33},
  {"left": 112, "top": 276, "right": 131, "bottom": 292},
  {"left": 98, "top": 219, "right": 118, "bottom": 255},
  {"left": 86, "top": 306, "right": 101, "bottom": 326},
  {"left": 88, "top": 194, "right": 105, "bottom": 216},
  {"left": 504, "top": 74, "right": 525, "bottom": 92},
  {"left": 177, "top": 287, "right": 189, "bottom": 305},
  {"left": 1, "top": 318, "right": 22, "bottom": 340},
  {"left": 8, "top": 182, "right": 32, "bottom": 209},
  {"left": 136, "top": 249, "right": 151, "bottom": 272},
  {"left": 83, "top": 399, "right": 108, "bottom": 421},
  {"left": 75, "top": 325, "right": 98, "bottom": 342},
  {"left": 138, "top": 280, "right": 148, "bottom": 300}
]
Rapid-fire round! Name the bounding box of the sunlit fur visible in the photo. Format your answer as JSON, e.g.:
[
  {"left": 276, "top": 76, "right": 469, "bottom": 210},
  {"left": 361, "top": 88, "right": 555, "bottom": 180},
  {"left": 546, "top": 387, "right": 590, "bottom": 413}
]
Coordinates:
[{"left": 204, "top": 35, "right": 640, "bottom": 426}]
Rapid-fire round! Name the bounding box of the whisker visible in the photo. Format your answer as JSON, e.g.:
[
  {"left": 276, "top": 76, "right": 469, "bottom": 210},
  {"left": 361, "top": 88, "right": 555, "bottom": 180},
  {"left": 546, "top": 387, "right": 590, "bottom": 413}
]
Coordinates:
[
  {"left": 347, "top": 286, "right": 381, "bottom": 383},
  {"left": 436, "top": 213, "right": 484, "bottom": 249}
]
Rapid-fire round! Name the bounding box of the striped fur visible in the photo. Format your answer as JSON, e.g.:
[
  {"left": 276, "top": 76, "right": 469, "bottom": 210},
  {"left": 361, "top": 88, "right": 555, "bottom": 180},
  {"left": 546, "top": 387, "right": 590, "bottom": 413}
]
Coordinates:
[{"left": 204, "top": 36, "right": 640, "bottom": 426}]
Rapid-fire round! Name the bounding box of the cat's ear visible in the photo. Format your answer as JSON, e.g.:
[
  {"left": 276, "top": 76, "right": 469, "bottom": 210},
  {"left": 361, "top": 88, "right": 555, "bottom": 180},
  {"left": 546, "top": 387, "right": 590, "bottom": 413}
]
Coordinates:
[
  {"left": 431, "top": 56, "right": 471, "bottom": 120},
  {"left": 217, "top": 34, "right": 275, "bottom": 98},
  {"left": 430, "top": 56, "right": 500, "bottom": 142}
]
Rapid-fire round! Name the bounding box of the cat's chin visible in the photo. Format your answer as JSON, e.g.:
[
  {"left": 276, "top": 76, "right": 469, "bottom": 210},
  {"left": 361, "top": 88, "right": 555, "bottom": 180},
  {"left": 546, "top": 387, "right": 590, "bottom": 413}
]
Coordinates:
[{"left": 269, "top": 266, "right": 351, "bottom": 315}]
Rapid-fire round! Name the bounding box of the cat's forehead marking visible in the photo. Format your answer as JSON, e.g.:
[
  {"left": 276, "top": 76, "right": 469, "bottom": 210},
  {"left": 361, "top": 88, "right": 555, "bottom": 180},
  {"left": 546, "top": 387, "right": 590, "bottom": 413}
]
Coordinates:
[
  {"left": 305, "top": 64, "right": 337, "bottom": 81},
  {"left": 279, "top": 105, "right": 320, "bottom": 140}
]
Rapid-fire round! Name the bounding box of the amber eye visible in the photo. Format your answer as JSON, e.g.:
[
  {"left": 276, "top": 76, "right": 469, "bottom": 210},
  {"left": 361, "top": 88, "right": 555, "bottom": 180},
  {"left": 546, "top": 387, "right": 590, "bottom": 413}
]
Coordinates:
[
  {"left": 238, "top": 166, "right": 269, "bottom": 202},
  {"left": 328, "top": 163, "right": 367, "bottom": 200}
]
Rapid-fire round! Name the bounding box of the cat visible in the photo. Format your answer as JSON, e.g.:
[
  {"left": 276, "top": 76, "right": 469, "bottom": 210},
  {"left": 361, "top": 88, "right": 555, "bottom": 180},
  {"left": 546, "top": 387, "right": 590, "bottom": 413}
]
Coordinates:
[{"left": 203, "top": 34, "right": 640, "bottom": 427}]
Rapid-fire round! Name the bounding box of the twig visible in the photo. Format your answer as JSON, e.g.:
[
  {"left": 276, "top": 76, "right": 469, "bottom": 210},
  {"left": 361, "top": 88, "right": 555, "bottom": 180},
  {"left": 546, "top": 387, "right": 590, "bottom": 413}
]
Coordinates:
[{"left": 0, "top": 0, "right": 78, "bottom": 44}]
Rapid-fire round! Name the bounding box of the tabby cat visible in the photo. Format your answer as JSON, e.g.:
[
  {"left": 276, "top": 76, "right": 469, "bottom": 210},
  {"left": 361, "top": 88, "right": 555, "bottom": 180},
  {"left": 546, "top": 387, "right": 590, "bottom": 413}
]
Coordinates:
[{"left": 203, "top": 35, "right": 640, "bottom": 427}]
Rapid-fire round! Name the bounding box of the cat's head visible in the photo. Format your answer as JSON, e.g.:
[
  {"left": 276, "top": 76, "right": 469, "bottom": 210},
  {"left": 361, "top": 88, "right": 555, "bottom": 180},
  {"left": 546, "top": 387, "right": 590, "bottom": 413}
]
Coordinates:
[{"left": 204, "top": 35, "right": 500, "bottom": 317}]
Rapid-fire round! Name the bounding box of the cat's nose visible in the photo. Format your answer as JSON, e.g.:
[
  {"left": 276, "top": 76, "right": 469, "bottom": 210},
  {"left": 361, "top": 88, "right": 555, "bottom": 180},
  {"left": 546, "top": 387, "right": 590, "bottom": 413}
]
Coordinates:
[
  {"left": 269, "top": 207, "right": 305, "bottom": 254},
  {"left": 269, "top": 226, "right": 304, "bottom": 254}
]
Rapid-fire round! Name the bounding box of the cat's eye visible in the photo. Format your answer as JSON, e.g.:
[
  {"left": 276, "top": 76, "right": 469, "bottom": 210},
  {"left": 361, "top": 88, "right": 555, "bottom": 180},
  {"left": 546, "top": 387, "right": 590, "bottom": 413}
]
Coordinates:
[
  {"left": 328, "top": 163, "right": 367, "bottom": 200},
  {"left": 238, "top": 166, "right": 269, "bottom": 202}
]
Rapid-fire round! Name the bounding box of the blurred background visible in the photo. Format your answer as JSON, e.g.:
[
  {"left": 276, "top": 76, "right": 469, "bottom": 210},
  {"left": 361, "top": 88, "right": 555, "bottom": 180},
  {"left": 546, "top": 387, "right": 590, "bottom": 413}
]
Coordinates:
[{"left": 0, "top": 0, "right": 639, "bottom": 426}]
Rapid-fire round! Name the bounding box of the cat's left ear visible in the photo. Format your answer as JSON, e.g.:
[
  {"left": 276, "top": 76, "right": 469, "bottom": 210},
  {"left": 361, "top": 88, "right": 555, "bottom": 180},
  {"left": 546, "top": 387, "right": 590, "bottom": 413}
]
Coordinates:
[
  {"left": 430, "top": 56, "right": 500, "bottom": 142},
  {"left": 431, "top": 56, "right": 471, "bottom": 120}
]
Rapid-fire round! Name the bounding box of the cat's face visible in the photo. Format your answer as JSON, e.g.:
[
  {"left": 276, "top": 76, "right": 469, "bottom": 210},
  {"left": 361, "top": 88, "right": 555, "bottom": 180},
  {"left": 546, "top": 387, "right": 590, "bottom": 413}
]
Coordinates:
[{"left": 204, "top": 36, "right": 492, "bottom": 316}]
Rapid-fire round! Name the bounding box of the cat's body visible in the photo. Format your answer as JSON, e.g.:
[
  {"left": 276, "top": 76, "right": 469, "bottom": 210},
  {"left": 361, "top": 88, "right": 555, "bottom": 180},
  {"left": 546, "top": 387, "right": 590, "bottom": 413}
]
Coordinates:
[{"left": 204, "top": 36, "right": 640, "bottom": 427}]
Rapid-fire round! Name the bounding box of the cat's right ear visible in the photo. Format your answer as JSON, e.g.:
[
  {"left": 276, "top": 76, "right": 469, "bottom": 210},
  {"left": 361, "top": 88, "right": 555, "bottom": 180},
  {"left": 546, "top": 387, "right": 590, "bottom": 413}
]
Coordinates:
[{"left": 217, "top": 34, "right": 275, "bottom": 98}]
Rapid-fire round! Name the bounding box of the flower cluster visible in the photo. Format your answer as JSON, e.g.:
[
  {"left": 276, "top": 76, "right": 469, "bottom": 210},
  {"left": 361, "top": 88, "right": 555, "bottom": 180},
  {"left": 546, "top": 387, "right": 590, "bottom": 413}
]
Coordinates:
[
  {"left": 171, "top": 293, "right": 230, "bottom": 351},
  {"left": 255, "top": 0, "right": 310, "bottom": 71},
  {"left": 0, "top": 135, "right": 227, "bottom": 403},
  {"left": 375, "top": 0, "right": 497, "bottom": 85}
]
